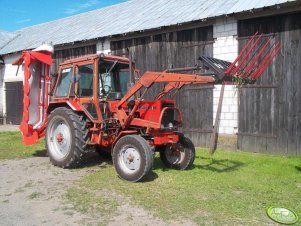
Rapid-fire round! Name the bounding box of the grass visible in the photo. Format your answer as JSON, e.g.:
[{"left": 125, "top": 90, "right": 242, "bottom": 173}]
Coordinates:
[
  {"left": 0, "top": 132, "right": 45, "bottom": 159},
  {"left": 69, "top": 149, "right": 301, "bottom": 225}
]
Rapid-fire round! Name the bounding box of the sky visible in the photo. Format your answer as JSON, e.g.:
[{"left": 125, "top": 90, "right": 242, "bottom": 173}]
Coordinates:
[{"left": 0, "top": 0, "right": 127, "bottom": 32}]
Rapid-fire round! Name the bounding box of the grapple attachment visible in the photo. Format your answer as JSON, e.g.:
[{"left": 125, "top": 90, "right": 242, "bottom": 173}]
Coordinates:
[{"left": 200, "top": 32, "right": 281, "bottom": 84}]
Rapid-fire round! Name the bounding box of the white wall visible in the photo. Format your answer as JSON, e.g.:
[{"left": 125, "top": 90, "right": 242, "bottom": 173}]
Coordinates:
[
  {"left": 96, "top": 39, "right": 111, "bottom": 54},
  {"left": 213, "top": 18, "right": 238, "bottom": 134},
  {"left": 3, "top": 53, "right": 23, "bottom": 82},
  {"left": 2, "top": 53, "right": 23, "bottom": 122}
]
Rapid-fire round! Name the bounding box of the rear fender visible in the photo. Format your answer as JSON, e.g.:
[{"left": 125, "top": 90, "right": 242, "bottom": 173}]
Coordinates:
[{"left": 48, "top": 100, "right": 85, "bottom": 114}]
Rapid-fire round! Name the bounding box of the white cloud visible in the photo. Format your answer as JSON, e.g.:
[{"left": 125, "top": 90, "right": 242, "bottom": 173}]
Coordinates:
[
  {"left": 63, "top": 0, "right": 100, "bottom": 15},
  {"left": 16, "top": 19, "right": 31, "bottom": 24}
]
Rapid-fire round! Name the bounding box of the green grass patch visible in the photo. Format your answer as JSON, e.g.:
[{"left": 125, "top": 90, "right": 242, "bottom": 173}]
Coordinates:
[
  {"left": 71, "top": 149, "right": 301, "bottom": 225},
  {"left": 0, "top": 132, "right": 45, "bottom": 159}
]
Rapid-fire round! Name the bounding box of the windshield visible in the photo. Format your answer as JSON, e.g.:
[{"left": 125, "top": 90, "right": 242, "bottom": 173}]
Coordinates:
[
  {"left": 98, "top": 60, "right": 129, "bottom": 99},
  {"left": 55, "top": 67, "right": 73, "bottom": 97}
]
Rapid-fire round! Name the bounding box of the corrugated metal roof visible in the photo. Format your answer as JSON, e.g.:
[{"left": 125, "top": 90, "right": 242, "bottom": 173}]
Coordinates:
[
  {"left": 0, "top": 0, "right": 298, "bottom": 55},
  {"left": 0, "top": 31, "right": 16, "bottom": 49}
]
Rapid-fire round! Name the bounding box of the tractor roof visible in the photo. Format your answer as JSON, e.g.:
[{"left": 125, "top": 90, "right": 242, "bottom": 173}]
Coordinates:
[{"left": 60, "top": 53, "right": 130, "bottom": 66}]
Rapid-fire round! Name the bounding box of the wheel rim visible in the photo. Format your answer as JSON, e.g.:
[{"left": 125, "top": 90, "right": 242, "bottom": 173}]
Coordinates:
[
  {"left": 165, "top": 145, "right": 184, "bottom": 165},
  {"left": 118, "top": 145, "right": 141, "bottom": 174},
  {"left": 48, "top": 117, "right": 71, "bottom": 160}
]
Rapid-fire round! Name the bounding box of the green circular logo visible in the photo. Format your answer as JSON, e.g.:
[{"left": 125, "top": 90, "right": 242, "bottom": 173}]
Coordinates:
[{"left": 267, "top": 207, "right": 299, "bottom": 225}]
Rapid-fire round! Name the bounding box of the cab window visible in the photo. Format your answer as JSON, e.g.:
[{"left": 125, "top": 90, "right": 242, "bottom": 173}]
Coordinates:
[
  {"left": 55, "top": 67, "right": 73, "bottom": 97},
  {"left": 98, "top": 60, "right": 129, "bottom": 99},
  {"left": 78, "top": 64, "right": 94, "bottom": 97}
]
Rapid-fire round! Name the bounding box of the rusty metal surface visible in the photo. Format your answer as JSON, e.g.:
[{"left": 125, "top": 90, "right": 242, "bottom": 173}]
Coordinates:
[{"left": 0, "top": 0, "right": 297, "bottom": 55}]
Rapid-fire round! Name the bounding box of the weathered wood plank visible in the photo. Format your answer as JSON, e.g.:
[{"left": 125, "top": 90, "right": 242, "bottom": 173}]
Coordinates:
[
  {"left": 52, "top": 45, "right": 96, "bottom": 73},
  {"left": 238, "top": 12, "right": 301, "bottom": 155}
]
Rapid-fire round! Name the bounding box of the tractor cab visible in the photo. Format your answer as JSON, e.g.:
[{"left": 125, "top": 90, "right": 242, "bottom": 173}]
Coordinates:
[
  {"left": 51, "top": 54, "right": 133, "bottom": 122},
  {"left": 54, "top": 54, "right": 132, "bottom": 99}
]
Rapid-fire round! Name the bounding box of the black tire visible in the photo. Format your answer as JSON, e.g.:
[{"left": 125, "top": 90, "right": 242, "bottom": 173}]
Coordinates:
[
  {"left": 159, "top": 133, "right": 195, "bottom": 170},
  {"left": 112, "top": 135, "right": 153, "bottom": 182},
  {"left": 45, "top": 107, "right": 89, "bottom": 168}
]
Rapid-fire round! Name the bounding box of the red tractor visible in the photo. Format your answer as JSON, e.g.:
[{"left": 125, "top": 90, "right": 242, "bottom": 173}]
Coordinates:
[{"left": 14, "top": 34, "right": 280, "bottom": 182}]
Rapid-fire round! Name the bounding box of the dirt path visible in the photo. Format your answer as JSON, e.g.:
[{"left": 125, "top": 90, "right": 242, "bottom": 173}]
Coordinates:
[
  {"left": 0, "top": 155, "right": 194, "bottom": 226},
  {"left": 0, "top": 157, "right": 88, "bottom": 225},
  {"left": 0, "top": 125, "right": 19, "bottom": 132}
]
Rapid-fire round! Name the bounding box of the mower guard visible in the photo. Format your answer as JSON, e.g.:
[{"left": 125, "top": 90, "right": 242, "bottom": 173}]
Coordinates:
[{"left": 13, "top": 50, "right": 52, "bottom": 145}]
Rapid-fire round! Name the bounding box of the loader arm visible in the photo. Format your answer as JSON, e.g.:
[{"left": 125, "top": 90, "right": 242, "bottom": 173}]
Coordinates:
[
  {"left": 155, "top": 80, "right": 214, "bottom": 100},
  {"left": 116, "top": 71, "right": 215, "bottom": 129}
]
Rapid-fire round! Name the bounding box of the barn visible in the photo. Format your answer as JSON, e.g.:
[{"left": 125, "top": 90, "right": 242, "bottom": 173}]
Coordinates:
[{"left": 0, "top": 0, "right": 300, "bottom": 154}]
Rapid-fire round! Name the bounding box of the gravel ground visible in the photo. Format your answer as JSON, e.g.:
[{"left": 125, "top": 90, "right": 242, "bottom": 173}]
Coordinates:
[{"left": 0, "top": 157, "right": 88, "bottom": 226}]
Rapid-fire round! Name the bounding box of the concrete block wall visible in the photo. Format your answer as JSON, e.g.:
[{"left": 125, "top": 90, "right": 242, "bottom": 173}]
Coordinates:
[
  {"left": 96, "top": 39, "right": 111, "bottom": 54},
  {"left": 213, "top": 18, "right": 238, "bottom": 134}
]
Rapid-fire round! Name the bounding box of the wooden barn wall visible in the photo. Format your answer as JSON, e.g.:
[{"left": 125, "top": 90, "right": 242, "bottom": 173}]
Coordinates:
[
  {"left": 52, "top": 45, "right": 96, "bottom": 73},
  {"left": 111, "top": 26, "right": 214, "bottom": 147},
  {"left": 237, "top": 12, "right": 301, "bottom": 155}
]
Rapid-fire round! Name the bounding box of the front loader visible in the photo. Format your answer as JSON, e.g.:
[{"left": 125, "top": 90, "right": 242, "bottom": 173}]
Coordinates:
[{"left": 14, "top": 34, "right": 281, "bottom": 182}]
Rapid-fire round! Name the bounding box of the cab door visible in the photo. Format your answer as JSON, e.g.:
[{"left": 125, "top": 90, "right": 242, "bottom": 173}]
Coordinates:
[{"left": 75, "top": 62, "right": 100, "bottom": 121}]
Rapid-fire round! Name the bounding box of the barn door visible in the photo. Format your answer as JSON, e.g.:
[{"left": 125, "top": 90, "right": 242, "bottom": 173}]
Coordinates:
[
  {"left": 237, "top": 12, "right": 301, "bottom": 155},
  {"left": 5, "top": 82, "right": 23, "bottom": 125}
]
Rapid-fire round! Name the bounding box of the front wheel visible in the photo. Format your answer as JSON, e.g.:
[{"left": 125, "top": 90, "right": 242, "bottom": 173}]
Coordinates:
[
  {"left": 159, "top": 134, "right": 195, "bottom": 170},
  {"left": 112, "top": 135, "right": 153, "bottom": 182},
  {"left": 45, "top": 107, "right": 89, "bottom": 168}
]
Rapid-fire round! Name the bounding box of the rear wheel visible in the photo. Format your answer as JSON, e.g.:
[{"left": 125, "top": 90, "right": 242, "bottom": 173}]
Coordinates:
[
  {"left": 112, "top": 135, "right": 153, "bottom": 182},
  {"left": 46, "top": 107, "right": 89, "bottom": 168},
  {"left": 159, "top": 134, "right": 195, "bottom": 170}
]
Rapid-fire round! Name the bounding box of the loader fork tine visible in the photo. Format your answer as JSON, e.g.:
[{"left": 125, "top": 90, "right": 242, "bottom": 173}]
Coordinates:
[{"left": 224, "top": 33, "right": 281, "bottom": 82}]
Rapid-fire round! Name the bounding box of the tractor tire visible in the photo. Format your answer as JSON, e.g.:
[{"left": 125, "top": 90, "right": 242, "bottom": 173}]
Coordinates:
[
  {"left": 159, "top": 133, "right": 195, "bottom": 170},
  {"left": 45, "top": 107, "right": 89, "bottom": 168},
  {"left": 112, "top": 135, "right": 153, "bottom": 182}
]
